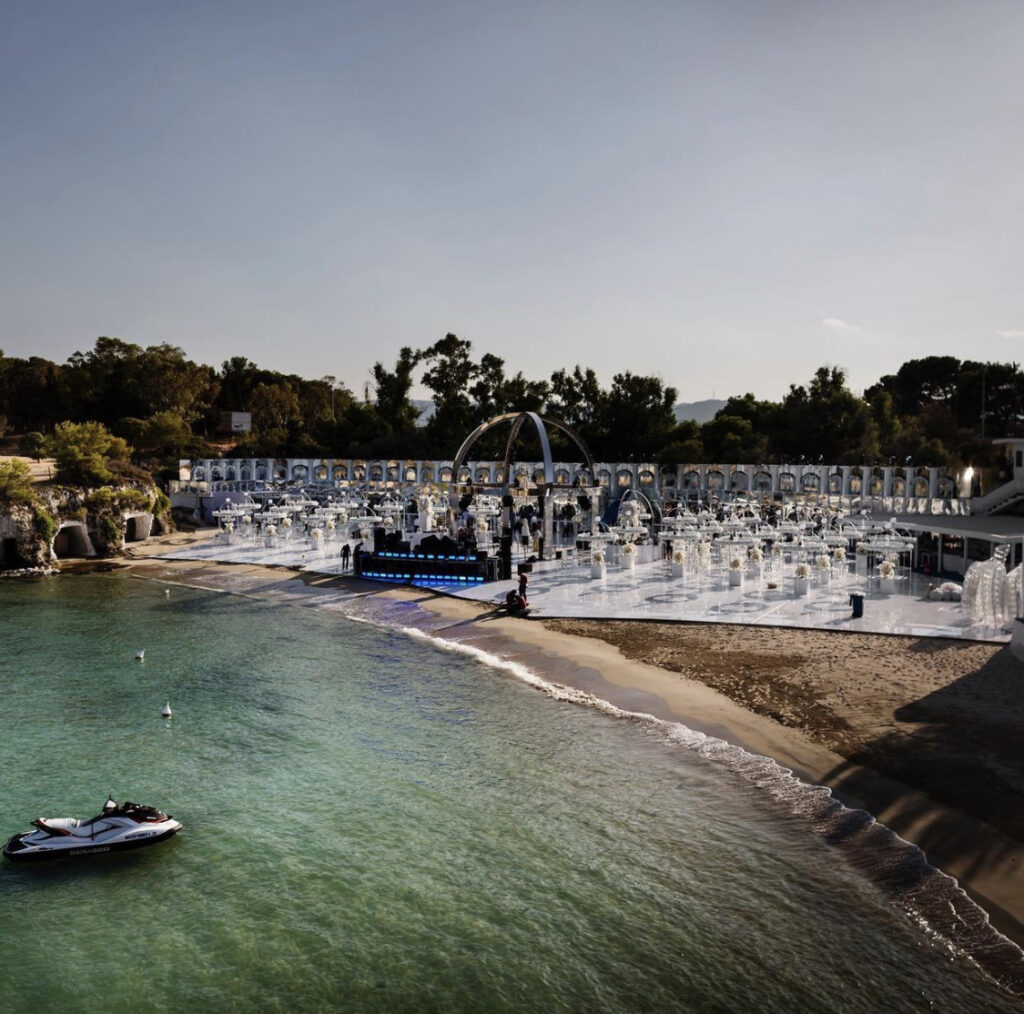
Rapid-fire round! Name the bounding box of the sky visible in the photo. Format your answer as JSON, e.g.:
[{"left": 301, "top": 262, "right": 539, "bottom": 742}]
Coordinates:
[{"left": 2, "top": 0, "right": 1023, "bottom": 404}]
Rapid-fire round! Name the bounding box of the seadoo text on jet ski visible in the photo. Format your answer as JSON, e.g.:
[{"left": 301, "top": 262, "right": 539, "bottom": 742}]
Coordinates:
[{"left": 3, "top": 797, "right": 182, "bottom": 861}]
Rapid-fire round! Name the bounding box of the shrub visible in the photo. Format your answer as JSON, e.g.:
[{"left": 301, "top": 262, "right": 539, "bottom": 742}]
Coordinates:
[
  {"left": 0, "top": 458, "right": 35, "bottom": 506},
  {"left": 101, "top": 516, "right": 123, "bottom": 546},
  {"left": 33, "top": 506, "right": 56, "bottom": 544},
  {"left": 46, "top": 421, "right": 131, "bottom": 486},
  {"left": 18, "top": 432, "right": 45, "bottom": 460}
]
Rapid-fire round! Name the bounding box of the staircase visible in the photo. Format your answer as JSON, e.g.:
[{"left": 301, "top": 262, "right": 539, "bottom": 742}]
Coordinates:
[{"left": 970, "top": 476, "right": 1024, "bottom": 515}]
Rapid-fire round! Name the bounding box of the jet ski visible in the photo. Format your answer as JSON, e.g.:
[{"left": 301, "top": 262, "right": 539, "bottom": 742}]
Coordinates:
[{"left": 3, "top": 796, "right": 182, "bottom": 862}]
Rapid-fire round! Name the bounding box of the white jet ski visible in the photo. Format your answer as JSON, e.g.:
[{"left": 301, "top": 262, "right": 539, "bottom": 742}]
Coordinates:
[{"left": 3, "top": 797, "right": 182, "bottom": 862}]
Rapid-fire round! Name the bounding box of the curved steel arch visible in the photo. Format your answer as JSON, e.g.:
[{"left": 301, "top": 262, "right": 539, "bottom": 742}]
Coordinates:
[
  {"left": 450, "top": 411, "right": 596, "bottom": 488},
  {"left": 447, "top": 412, "right": 597, "bottom": 538}
]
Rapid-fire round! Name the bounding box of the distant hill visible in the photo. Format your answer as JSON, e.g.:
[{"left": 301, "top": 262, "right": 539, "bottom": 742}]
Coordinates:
[
  {"left": 674, "top": 399, "right": 726, "bottom": 424},
  {"left": 412, "top": 399, "right": 434, "bottom": 424}
]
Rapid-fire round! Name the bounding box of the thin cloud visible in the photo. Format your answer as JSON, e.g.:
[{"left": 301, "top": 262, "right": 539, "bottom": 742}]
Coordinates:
[
  {"left": 996, "top": 330, "right": 1024, "bottom": 339},
  {"left": 821, "top": 317, "right": 861, "bottom": 331}
]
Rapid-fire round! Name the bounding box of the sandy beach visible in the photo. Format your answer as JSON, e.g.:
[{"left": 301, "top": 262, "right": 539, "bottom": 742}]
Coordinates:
[{"left": 98, "top": 529, "right": 1024, "bottom": 952}]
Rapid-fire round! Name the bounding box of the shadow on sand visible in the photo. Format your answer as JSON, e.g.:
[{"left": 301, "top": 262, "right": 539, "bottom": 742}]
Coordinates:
[{"left": 820, "top": 645, "right": 1024, "bottom": 980}]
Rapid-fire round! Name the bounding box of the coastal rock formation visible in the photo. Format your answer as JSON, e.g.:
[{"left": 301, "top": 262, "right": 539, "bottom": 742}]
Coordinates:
[
  {"left": 0, "top": 482, "right": 171, "bottom": 574},
  {"left": 0, "top": 503, "right": 52, "bottom": 570}
]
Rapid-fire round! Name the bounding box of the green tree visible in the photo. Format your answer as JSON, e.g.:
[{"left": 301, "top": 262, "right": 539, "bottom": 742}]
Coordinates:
[
  {"left": 0, "top": 458, "right": 35, "bottom": 505},
  {"left": 1, "top": 355, "right": 66, "bottom": 431},
  {"left": 118, "top": 412, "right": 207, "bottom": 462},
  {"left": 867, "top": 356, "right": 962, "bottom": 418},
  {"left": 421, "top": 333, "right": 478, "bottom": 453},
  {"left": 867, "top": 388, "right": 900, "bottom": 454},
  {"left": 65, "top": 337, "right": 142, "bottom": 424},
  {"left": 218, "top": 357, "right": 260, "bottom": 410},
  {"left": 546, "top": 366, "right": 604, "bottom": 431},
  {"left": 17, "top": 432, "right": 46, "bottom": 460},
  {"left": 776, "top": 367, "right": 877, "bottom": 462},
  {"left": 372, "top": 347, "right": 422, "bottom": 434},
  {"left": 956, "top": 361, "right": 1024, "bottom": 437},
  {"left": 659, "top": 419, "right": 704, "bottom": 464},
  {"left": 134, "top": 344, "right": 220, "bottom": 424},
  {"left": 700, "top": 414, "right": 768, "bottom": 462},
  {"left": 596, "top": 373, "right": 678, "bottom": 460},
  {"left": 249, "top": 382, "right": 301, "bottom": 432},
  {"left": 46, "top": 421, "right": 132, "bottom": 486}
]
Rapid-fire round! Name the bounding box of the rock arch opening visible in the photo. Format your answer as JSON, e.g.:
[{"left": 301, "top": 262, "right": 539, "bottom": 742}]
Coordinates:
[
  {"left": 52, "top": 522, "right": 96, "bottom": 559},
  {"left": 1, "top": 537, "right": 29, "bottom": 570}
]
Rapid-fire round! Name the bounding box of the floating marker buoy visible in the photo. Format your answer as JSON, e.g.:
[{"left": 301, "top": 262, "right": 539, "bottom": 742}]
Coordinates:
[
  {"left": 165, "top": 589, "right": 170, "bottom": 596},
  {"left": 161, "top": 702, "right": 172, "bottom": 718},
  {"left": 135, "top": 650, "right": 145, "bottom": 661}
]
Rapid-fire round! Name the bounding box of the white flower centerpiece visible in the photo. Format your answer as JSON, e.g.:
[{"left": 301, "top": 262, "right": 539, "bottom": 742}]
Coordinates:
[
  {"left": 793, "top": 561, "right": 811, "bottom": 596},
  {"left": 878, "top": 558, "right": 897, "bottom": 594},
  {"left": 728, "top": 556, "right": 743, "bottom": 586},
  {"left": 816, "top": 553, "right": 832, "bottom": 585},
  {"left": 855, "top": 543, "right": 869, "bottom": 576},
  {"left": 621, "top": 541, "right": 637, "bottom": 570},
  {"left": 697, "top": 541, "right": 711, "bottom": 571},
  {"left": 591, "top": 549, "right": 606, "bottom": 579},
  {"left": 671, "top": 548, "right": 685, "bottom": 578},
  {"left": 265, "top": 523, "right": 277, "bottom": 545},
  {"left": 748, "top": 546, "right": 763, "bottom": 577}
]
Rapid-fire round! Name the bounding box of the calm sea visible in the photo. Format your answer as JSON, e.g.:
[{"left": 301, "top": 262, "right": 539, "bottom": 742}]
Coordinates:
[{"left": 0, "top": 573, "right": 1020, "bottom": 1013}]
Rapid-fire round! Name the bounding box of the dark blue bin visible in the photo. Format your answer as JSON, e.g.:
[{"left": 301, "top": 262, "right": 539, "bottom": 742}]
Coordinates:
[{"left": 849, "top": 593, "right": 864, "bottom": 618}]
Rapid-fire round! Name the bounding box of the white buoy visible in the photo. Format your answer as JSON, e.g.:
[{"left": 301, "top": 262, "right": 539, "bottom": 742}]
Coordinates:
[
  {"left": 164, "top": 589, "right": 170, "bottom": 596},
  {"left": 135, "top": 649, "right": 145, "bottom": 661},
  {"left": 161, "top": 702, "right": 172, "bottom": 718}
]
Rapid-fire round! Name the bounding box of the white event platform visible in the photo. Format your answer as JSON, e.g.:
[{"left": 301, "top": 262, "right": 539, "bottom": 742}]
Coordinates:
[{"left": 157, "top": 533, "right": 1011, "bottom": 644}]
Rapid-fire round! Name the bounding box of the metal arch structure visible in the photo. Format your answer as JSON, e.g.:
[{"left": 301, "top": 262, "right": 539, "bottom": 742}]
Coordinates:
[
  {"left": 447, "top": 411, "right": 598, "bottom": 542},
  {"left": 451, "top": 411, "right": 596, "bottom": 489}
]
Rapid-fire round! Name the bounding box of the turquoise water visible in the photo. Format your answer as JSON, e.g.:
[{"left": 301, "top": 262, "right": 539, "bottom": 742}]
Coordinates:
[{"left": 0, "top": 573, "right": 1020, "bottom": 1013}]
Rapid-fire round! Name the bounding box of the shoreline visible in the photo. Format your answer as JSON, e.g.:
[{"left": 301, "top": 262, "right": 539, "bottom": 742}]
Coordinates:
[
  {"left": 62, "top": 532, "right": 1024, "bottom": 953},
  {"left": 389, "top": 586, "right": 1024, "bottom": 951}
]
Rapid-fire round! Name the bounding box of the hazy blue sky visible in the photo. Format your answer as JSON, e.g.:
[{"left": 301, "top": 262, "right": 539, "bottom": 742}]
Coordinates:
[{"left": 2, "top": 1, "right": 1022, "bottom": 403}]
